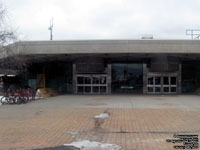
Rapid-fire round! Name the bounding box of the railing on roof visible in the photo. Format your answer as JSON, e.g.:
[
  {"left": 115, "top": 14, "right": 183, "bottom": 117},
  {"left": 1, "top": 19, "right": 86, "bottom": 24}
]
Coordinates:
[{"left": 186, "top": 29, "right": 200, "bottom": 39}]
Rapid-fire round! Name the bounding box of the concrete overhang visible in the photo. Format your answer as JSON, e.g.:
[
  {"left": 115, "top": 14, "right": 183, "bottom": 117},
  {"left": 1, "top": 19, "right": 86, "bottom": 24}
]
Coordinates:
[{"left": 1, "top": 39, "right": 200, "bottom": 56}]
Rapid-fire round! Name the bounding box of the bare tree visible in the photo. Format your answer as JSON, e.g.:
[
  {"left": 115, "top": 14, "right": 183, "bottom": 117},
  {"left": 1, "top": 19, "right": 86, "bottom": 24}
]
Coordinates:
[
  {"left": 0, "top": 3, "right": 28, "bottom": 74},
  {"left": 0, "top": 3, "right": 16, "bottom": 46}
]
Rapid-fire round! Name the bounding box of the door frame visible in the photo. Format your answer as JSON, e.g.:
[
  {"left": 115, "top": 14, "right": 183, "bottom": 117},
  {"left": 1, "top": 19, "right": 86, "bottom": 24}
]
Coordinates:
[{"left": 147, "top": 73, "right": 178, "bottom": 94}]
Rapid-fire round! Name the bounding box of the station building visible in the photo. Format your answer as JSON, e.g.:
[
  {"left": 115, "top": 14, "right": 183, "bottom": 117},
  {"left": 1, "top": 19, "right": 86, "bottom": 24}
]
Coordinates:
[{"left": 1, "top": 39, "right": 200, "bottom": 94}]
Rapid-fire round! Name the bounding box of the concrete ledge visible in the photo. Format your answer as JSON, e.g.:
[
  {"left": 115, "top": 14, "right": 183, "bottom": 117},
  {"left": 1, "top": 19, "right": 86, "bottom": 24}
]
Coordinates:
[{"left": 2, "top": 39, "right": 200, "bottom": 55}]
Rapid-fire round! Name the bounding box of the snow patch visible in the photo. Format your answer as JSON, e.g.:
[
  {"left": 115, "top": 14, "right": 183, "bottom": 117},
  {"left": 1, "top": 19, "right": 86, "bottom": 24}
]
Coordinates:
[
  {"left": 64, "top": 140, "right": 121, "bottom": 150},
  {"left": 94, "top": 113, "right": 109, "bottom": 119},
  {"left": 0, "top": 96, "right": 3, "bottom": 105},
  {"left": 67, "top": 131, "right": 79, "bottom": 138},
  {"left": 35, "top": 89, "right": 43, "bottom": 99}
]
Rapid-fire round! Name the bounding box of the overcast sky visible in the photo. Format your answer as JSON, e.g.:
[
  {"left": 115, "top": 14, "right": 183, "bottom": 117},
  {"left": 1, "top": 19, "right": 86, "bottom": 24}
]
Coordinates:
[{"left": 2, "top": 0, "right": 200, "bottom": 40}]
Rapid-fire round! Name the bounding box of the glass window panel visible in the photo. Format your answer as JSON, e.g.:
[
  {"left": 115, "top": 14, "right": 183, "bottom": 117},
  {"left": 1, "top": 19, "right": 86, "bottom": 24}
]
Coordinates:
[
  {"left": 112, "top": 64, "right": 143, "bottom": 93},
  {"left": 85, "top": 86, "right": 91, "bottom": 93},
  {"left": 85, "top": 77, "right": 91, "bottom": 84},
  {"left": 92, "top": 77, "right": 99, "bottom": 84},
  {"left": 93, "top": 86, "right": 99, "bottom": 93},
  {"left": 148, "top": 87, "right": 154, "bottom": 92},
  {"left": 100, "top": 86, "right": 107, "bottom": 93},
  {"left": 155, "top": 77, "right": 161, "bottom": 85},
  {"left": 155, "top": 87, "right": 161, "bottom": 93},
  {"left": 148, "top": 77, "right": 154, "bottom": 85},
  {"left": 100, "top": 77, "right": 106, "bottom": 84},
  {"left": 77, "top": 77, "right": 84, "bottom": 84},
  {"left": 171, "top": 77, "right": 176, "bottom": 85},
  {"left": 163, "top": 87, "right": 169, "bottom": 92},
  {"left": 77, "top": 86, "right": 84, "bottom": 93},
  {"left": 163, "top": 77, "right": 169, "bottom": 85},
  {"left": 171, "top": 87, "right": 176, "bottom": 92}
]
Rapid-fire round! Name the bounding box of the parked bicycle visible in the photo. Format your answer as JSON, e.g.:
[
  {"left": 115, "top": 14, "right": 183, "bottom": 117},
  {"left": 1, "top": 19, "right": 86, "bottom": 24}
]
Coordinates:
[
  {"left": 0, "top": 88, "right": 36, "bottom": 104},
  {"left": 1, "top": 89, "right": 12, "bottom": 104}
]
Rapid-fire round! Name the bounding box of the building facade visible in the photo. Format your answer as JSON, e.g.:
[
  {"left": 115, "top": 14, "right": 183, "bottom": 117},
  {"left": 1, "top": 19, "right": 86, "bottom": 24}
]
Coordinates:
[{"left": 1, "top": 39, "right": 200, "bottom": 94}]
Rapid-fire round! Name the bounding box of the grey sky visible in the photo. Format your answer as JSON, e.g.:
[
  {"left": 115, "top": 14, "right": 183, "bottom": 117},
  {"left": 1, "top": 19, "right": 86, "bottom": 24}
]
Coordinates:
[{"left": 2, "top": 0, "right": 200, "bottom": 40}]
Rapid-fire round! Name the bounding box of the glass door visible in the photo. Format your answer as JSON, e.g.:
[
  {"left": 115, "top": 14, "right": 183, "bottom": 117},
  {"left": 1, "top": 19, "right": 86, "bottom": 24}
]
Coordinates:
[
  {"left": 163, "top": 76, "right": 170, "bottom": 93},
  {"left": 155, "top": 76, "right": 162, "bottom": 93},
  {"left": 76, "top": 74, "right": 108, "bottom": 94},
  {"left": 147, "top": 76, "right": 161, "bottom": 93},
  {"left": 163, "top": 76, "right": 177, "bottom": 93},
  {"left": 170, "top": 76, "right": 177, "bottom": 93},
  {"left": 147, "top": 74, "right": 177, "bottom": 94}
]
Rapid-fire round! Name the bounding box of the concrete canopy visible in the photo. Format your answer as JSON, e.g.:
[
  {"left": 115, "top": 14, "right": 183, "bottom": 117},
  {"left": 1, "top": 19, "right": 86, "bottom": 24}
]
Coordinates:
[{"left": 1, "top": 39, "right": 200, "bottom": 56}]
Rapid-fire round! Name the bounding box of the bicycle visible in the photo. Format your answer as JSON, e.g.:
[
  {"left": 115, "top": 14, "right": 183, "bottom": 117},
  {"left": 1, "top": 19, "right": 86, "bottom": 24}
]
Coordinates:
[
  {"left": 1, "top": 95, "right": 9, "bottom": 104},
  {"left": 1, "top": 89, "right": 23, "bottom": 104},
  {"left": 1, "top": 88, "right": 36, "bottom": 105},
  {"left": 0, "top": 89, "right": 11, "bottom": 104}
]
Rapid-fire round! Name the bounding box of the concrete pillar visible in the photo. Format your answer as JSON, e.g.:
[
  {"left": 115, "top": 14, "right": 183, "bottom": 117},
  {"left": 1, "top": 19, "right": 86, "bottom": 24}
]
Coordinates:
[
  {"left": 72, "top": 63, "right": 77, "bottom": 94},
  {"left": 143, "top": 63, "right": 148, "bottom": 94},
  {"left": 177, "top": 63, "right": 182, "bottom": 94},
  {"left": 107, "top": 64, "right": 112, "bottom": 94}
]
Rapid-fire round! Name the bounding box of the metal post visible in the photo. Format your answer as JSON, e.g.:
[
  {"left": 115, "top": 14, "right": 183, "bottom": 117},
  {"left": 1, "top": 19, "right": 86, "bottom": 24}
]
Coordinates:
[
  {"left": 143, "top": 63, "right": 148, "bottom": 94},
  {"left": 72, "top": 63, "right": 77, "bottom": 94},
  {"left": 107, "top": 64, "right": 112, "bottom": 94}
]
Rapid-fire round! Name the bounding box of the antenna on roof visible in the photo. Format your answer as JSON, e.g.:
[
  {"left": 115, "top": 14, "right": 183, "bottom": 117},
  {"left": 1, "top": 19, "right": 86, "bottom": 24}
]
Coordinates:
[
  {"left": 48, "top": 18, "right": 53, "bottom": 40},
  {"left": 186, "top": 29, "right": 200, "bottom": 39}
]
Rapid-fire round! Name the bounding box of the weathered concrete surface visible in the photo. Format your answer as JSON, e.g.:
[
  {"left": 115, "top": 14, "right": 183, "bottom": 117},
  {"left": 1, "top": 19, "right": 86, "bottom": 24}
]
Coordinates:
[
  {"left": 2, "top": 95, "right": 197, "bottom": 110},
  {"left": 3, "top": 39, "right": 200, "bottom": 55},
  {"left": 0, "top": 95, "right": 200, "bottom": 150}
]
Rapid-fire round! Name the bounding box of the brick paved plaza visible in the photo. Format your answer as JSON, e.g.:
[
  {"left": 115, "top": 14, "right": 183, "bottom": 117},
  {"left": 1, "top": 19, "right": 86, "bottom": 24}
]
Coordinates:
[{"left": 0, "top": 95, "right": 200, "bottom": 150}]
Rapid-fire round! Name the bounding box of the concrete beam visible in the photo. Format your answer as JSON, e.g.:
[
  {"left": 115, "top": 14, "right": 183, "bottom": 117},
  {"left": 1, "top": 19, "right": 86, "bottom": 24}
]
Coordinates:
[{"left": 3, "top": 40, "right": 200, "bottom": 56}]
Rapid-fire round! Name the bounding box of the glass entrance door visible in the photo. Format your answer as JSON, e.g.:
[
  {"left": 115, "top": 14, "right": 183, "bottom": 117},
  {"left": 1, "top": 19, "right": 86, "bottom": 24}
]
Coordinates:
[
  {"left": 147, "top": 76, "right": 162, "bottom": 93},
  {"left": 163, "top": 76, "right": 177, "bottom": 93},
  {"left": 147, "top": 75, "right": 177, "bottom": 94},
  {"left": 76, "top": 74, "right": 107, "bottom": 94},
  {"left": 163, "top": 76, "right": 170, "bottom": 93}
]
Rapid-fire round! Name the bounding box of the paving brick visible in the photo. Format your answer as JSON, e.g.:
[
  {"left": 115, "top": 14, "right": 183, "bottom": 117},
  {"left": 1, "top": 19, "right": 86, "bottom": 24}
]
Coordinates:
[{"left": 0, "top": 107, "right": 199, "bottom": 150}]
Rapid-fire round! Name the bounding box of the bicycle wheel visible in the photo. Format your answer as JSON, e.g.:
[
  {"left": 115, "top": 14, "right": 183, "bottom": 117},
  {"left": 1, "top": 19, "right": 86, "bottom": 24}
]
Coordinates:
[
  {"left": 1, "top": 96, "right": 9, "bottom": 104},
  {"left": 16, "top": 96, "right": 22, "bottom": 104},
  {"left": 8, "top": 97, "right": 14, "bottom": 104},
  {"left": 22, "top": 96, "right": 29, "bottom": 104}
]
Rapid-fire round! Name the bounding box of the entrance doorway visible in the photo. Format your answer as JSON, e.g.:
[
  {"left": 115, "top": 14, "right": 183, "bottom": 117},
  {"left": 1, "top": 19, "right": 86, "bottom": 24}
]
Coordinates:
[
  {"left": 112, "top": 63, "right": 143, "bottom": 93},
  {"left": 147, "top": 74, "right": 177, "bottom": 94},
  {"left": 76, "top": 74, "right": 108, "bottom": 94}
]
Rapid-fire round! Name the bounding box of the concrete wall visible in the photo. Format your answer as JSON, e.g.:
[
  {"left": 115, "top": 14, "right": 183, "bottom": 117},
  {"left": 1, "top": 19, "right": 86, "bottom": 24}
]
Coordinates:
[
  {"left": 76, "top": 56, "right": 104, "bottom": 73},
  {"left": 150, "top": 55, "right": 180, "bottom": 72}
]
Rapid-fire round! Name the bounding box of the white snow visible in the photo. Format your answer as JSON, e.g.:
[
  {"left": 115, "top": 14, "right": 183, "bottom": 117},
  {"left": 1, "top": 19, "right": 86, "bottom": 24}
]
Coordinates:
[
  {"left": 35, "top": 89, "right": 43, "bottom": 99},
  {"left": 64, "top": 140, "right": 121, "bottom": 150},
  {"left": 0, "top": 96, "right": 3, "bottom": 105},
  {"left": 94, "top": 113, "right": 109, "bottom": 119},
  {"left": 66, "top": 131, "right": 78, "bottom": 138}
]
